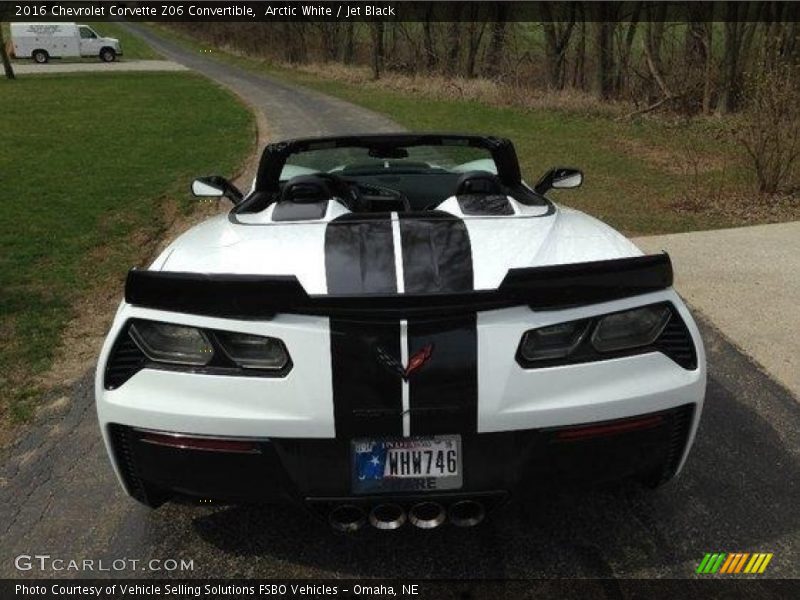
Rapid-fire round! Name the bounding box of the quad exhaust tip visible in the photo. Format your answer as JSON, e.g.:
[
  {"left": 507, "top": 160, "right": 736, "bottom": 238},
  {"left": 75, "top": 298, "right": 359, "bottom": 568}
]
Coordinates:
[
  {"left": 328, "top": 499, "right": 486, "bottom": 531},
  {"left": 328, "top": 504, "right": 367, "bottom": 532},
  {"left": 369, "top": 503, "right": 407, "bottom": 530},
  {"left": 408, "top": 501, "right": 446, "bottom": 529},
  {"left": 448, "top": 500, "right": 485, "bottom": 527}
]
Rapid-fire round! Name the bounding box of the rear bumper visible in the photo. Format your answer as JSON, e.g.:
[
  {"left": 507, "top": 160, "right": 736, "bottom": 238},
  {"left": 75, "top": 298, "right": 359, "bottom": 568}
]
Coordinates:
[{"left": 108, "top": 404, "right": 695, "bottom": 509}]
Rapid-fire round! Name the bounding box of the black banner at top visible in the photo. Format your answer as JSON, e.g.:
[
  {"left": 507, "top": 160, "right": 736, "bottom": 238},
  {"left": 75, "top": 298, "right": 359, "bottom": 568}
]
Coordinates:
[{"left": 1, "top": 1, "right": 796, "bottom": 23}]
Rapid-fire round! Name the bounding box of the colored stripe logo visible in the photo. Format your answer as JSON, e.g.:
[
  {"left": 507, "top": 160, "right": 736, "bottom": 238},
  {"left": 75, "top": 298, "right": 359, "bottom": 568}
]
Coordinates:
[{"left": 697, "top": 553, "right": 773, "bottom": 574}]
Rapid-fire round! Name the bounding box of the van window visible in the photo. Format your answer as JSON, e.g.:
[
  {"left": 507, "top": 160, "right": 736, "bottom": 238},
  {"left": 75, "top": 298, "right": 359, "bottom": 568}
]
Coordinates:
[{"left": 79, "top": 27, "right": 97, "bottom": 39}]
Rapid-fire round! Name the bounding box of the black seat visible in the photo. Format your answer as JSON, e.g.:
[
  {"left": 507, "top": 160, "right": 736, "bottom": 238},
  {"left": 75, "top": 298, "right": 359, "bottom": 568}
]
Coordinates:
[
  {"left": 273, "top": 175, "right": 333, "bottom": 221},
  {"left": 454, "top": 170, "right": 502, "bottom": 196},
  {"left": 281, "top": 175, "right": 334, "bottom": 203},
  {"left": 453, "top": 171, "right": 513, "bottom": 216}
]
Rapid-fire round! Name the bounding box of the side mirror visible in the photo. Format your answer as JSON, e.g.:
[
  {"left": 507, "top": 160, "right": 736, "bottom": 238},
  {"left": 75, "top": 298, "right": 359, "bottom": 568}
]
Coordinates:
[
  {"left": 534, "top": 168, "right": 583, "bottom": 195},
  {"left": 191, "top": 176, "right": 243, "bottom": 205}
]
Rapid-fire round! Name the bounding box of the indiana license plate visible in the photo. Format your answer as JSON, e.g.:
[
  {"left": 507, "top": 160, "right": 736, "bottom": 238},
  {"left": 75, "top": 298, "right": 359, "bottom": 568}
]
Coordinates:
[{"left": 351, "top": 435, "right": 462, "bottom": 495}]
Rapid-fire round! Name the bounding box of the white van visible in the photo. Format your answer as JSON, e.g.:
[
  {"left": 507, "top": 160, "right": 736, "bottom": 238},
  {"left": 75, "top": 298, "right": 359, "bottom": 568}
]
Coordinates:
[{"left": 10, "top": 23, "right": 122, "bottom": 63}]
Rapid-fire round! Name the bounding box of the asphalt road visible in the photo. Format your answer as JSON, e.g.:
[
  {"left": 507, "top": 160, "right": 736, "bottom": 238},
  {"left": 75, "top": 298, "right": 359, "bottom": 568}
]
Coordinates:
[{"left": 1, "top": 25, "right": 798, "bottom": 582}]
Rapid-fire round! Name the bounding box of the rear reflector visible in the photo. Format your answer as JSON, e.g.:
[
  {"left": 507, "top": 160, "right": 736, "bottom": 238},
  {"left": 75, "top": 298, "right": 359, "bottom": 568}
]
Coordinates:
[
  {"left": 139, "top": 432, "right": 260, "bottom": 454},
  {"left": 554, "top": 414, "right": 664, "bottom": 442}
]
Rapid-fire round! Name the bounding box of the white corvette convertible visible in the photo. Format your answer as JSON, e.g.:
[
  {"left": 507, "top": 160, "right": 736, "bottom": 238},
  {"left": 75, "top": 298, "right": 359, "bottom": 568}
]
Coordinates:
[{"left": 96, "top": 134, "right": 706, "bottom": 531}]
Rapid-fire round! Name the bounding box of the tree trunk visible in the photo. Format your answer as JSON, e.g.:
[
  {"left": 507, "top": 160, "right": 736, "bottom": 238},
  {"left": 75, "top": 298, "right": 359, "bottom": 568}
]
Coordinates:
[
  {"left": 445, "top": 8, "right": 462, "bottom": 76},
  {"left": 371, "top": 22, "right": 384, "bottom": 79},
  {"left": 572, "top": 12, "right": 586, "bottom": 90},
  {"left": 702, "top": 23, "right": 714, "bottom": 114},
  {"left": 465, "top": 18, "right": 486, "bottom": 78},
  {"left": 644, "top": 5, "right": 668, "bottom": 103},
  {"left": 718, "top": 1, "right": 761, "bottom": 114},
  {"left": 484, "top": 4, "right": 508, "bottom": 78},
  {"left": 541, "top": 4, "right": 576, "bottom": 90},
  {"left": 1, "top": 23, "right": 16, "bottom": 80},
  {"left": 592, "top": 5, "right": 615, "bottom": 100},
  {"left": 423, "top": 8, "right": 436, "bottom": 72},
  {"left": 682, "top": 2, "right": 714, "bottom": 114},
  {"left": 614, "top": 2, "right": 641, "bottom": 95},
  {"left": 343, "top": 22, "right": 354, "bottom": 65}
]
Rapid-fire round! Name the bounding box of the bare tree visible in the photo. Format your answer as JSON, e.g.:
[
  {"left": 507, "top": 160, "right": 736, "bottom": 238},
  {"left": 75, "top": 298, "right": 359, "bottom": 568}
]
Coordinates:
[
  {"left": 465, "top": 13, "right": 487, "bottom": 79},
  {"left": 541, "top": 3, "right": 576, "bottom": 90},
  {"left": 613, "top": 2, "right": 642, "bottom": 95},
  {"left": 719, "top": 1, "right": 761, "bottom": 114},
  {"left": 484, "top": 4, "right": 509, "bottom": 78},
  {"left": 1, "top": 23, "right": 15, "bottom": 80},
  {"left": 643, "top": 6, "right": 670, "bottom": 103},
  {"left": 684, "top": 2, "right": 715, "bottom": 114},
  {"left": 422, "top": 6, "right": 436, "bottom": 73},
  {"left": 732, "top": 63, "right": 800, "bottom": 193},
  {"left": 371, "top": 21, "right": 384, "bottom": 79},
  {"left": 592, "top": 4, "right": 616, "bottom": 100},
  {"left": 572, "top": 6, "right": 587, "bottom": 90},
  {"left": 445, "top": 5, "right": 463, "bottom": 76},
  {"left": 342, "top": 22, "right": 355, "bottom": 65}
]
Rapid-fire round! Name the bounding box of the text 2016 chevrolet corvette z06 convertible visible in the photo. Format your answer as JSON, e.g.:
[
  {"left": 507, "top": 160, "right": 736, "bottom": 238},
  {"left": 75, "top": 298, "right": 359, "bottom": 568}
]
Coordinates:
[{"left": 96, "top": 134, "right": 705, "bottom": 531}]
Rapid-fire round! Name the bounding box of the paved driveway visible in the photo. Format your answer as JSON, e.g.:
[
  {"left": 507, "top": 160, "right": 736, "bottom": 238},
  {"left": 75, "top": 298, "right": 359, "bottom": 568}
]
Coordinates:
[
  {"left": 12, "top": 59, "right": 188, "bottom": 74},
  {"left": 636, "top": 221, "right": 800, "bottom": 397},
  {"left": 1, "top": 24, "right": 798, "bottom": 582}
]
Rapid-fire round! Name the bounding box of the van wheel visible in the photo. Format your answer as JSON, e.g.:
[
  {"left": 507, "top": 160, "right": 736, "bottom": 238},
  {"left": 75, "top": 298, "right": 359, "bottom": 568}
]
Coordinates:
[
  {"left": 32, "top": 49, "right": 49, "bottom": 64},
  {"left": 100, "top": 48, "right": 116, "bottom": 63}
]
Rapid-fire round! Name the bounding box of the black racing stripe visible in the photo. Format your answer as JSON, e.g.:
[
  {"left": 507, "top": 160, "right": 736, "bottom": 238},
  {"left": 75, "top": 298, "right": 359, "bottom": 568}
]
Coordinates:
[
  {"left": 326, "top": 213, "right": 402, "bottom": 438},
  {"left": 398, "top": 211, "right": 474, "bottom": 293},
  {"left": 407, "top": 315, "right": 478, "bottom": 435},
  {"left": 400, "top": 212, "right": 479, "bottom": 435},
  {"left": 330, "top": 318, "right": 403, "bottom": 439},
  {"left": 324, "top": 212, "right": 397, "bottom": 294}
]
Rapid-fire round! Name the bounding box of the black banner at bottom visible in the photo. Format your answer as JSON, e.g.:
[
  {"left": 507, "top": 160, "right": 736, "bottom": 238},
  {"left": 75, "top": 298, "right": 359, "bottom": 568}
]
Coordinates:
[{"left": 2, "top": 579, "right": 798, "bottom": 600}]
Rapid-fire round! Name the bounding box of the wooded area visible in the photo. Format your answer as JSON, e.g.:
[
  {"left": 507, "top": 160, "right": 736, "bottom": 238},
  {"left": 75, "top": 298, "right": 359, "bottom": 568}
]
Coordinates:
[
  {"left": 170, "top": 1, "right": 800, "bottom": 193},
  {"left": 173, "top": 2, "right": 798, "bottom": 115}
]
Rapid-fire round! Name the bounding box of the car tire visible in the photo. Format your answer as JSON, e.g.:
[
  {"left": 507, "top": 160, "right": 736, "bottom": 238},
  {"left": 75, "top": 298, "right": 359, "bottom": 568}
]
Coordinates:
[
  {"left": 100, "top": 48, "right": 116, "bottom": 63},
  {"left": 32, "top": 49, "right": 49, "bottom": 64}
]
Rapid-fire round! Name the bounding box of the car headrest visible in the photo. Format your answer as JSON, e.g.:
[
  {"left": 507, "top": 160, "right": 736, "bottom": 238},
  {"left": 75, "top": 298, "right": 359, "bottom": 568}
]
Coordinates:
[
  {"left": 282, "top": 175, "right": 333, "bottom": 204},
  {"left": 455, "top": 170, "right": 502, "bottom": 196}
]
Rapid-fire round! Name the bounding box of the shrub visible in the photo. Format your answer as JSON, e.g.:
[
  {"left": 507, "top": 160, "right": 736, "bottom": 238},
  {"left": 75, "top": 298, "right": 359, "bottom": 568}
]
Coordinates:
[{"left": 731, "top": 63, "right": 800, "bottom": 194}]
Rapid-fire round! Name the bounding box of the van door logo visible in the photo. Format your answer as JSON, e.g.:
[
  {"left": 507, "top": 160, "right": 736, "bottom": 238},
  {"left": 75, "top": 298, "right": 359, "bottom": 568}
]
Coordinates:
[{"left": 375, "top": 344, "right": 434, "bottom": 380}]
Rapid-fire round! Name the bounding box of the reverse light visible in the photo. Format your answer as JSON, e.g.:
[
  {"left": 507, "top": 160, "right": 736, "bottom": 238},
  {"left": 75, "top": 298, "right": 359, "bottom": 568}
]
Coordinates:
[
  {"left": 129, "top": 321, "right": 213, "bottom": 366},
  {"left": 215, "top": 331, "right": 290, "bottom": 370},
  {"left": 591, "top": 305, "right": 671, "bottom": 353},
  {"left": 518, "top": 319, "right": 591, "bottom": 362}
]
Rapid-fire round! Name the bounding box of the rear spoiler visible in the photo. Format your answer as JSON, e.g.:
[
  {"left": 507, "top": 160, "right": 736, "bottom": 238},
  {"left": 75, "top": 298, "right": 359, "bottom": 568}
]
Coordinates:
[{"left": 125, "top": 254, "right": 672, "bottom": 319}]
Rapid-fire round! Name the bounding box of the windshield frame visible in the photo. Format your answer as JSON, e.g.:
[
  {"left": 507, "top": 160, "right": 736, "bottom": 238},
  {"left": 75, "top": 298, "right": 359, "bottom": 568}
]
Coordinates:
[{"left": 253, "top": 133, "right": 523, "bottom": 193}]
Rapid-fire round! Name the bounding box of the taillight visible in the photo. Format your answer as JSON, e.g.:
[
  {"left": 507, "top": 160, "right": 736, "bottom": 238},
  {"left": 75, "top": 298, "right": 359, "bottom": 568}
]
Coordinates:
[
  {"left": 138, "top": 432, "right": 260, "bottom": 454},
  {"left": 554, "top": 415, "right": 664, "bottom": 442}
]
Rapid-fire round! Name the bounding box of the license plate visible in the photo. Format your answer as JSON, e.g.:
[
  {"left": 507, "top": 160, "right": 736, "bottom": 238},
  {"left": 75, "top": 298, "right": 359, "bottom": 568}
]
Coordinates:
[{"left": 351, "top": 435, "right": 462, "bottom": 495}]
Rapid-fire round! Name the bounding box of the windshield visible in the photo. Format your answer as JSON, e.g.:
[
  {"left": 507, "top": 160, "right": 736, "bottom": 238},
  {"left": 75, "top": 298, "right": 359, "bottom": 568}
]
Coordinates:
[{"left": 280, "top": 144, "right": 497, "bottom": 180}]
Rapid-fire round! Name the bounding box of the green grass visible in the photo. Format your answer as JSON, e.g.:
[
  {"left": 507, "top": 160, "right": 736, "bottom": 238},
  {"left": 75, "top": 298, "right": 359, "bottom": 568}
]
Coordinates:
[
  {"left": 146, "top": 24, "right": 756, "bottom": 236},
  {"left": 0, "top": 73, "right": 253, "bottom": 420},
  {"left": 3, "top": 21, "right": 162, "bottom": 61},
  {"left": 90, "top": 22, "right": 162, "bottom": 60}
]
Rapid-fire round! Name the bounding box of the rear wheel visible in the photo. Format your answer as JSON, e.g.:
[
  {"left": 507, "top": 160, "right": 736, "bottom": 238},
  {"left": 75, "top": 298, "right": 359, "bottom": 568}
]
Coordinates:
[
  {"left": 32, "top": 49, "right": 48, "bottom": 64},
  {"left": 100, "top": 48, "right": 116, "bottom": 63}
]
